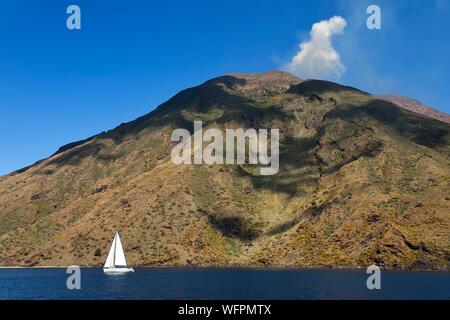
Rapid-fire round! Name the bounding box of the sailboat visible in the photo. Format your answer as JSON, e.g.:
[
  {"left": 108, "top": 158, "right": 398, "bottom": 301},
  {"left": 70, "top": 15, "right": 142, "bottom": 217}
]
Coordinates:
[{"left": 103, "top": 232, "right": 134, "bottom": 274}]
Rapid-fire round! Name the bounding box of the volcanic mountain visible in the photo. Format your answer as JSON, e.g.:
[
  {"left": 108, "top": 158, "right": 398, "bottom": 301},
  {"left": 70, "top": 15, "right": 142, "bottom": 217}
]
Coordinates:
[{"left": 0, "top": 71, "right": 449, "bottom": 270}]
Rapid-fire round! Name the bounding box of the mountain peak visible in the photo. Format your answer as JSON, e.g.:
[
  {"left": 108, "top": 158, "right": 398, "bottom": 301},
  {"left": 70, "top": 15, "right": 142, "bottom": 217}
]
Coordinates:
[
  {"left": 227, "top": 70, "right": 301, "bottom": 82},
  {"left": 207, "top": 70, "right": 302, "bottom": 99}
]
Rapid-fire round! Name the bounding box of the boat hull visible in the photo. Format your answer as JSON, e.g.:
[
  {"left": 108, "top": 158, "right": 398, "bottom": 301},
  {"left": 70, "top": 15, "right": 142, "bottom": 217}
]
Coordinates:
[{"left": 103, "top": 267, "right": 134, "bottom": 275}]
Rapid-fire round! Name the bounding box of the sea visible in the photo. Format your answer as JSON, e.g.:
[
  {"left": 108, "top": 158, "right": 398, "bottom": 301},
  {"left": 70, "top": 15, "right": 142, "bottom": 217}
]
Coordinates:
[{"left": 0, "top": 268, "right": 448, "bottom": 300}]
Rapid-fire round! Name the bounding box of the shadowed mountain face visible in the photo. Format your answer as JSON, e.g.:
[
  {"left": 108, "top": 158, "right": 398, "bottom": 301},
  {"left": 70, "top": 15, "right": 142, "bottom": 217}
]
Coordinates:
[{"left": 0, "top": 71, "right": 449, "bottom": 270}]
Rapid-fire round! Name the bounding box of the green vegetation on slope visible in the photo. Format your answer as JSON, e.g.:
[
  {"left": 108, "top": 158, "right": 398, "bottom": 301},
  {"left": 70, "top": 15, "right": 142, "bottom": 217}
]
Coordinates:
[{"left": 0, "top": 71, "right": 448, "bottom": 270}]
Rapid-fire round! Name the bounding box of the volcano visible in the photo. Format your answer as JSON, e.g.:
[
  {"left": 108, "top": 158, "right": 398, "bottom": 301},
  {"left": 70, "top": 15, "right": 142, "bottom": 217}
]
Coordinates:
[{"left": 0, "top": 71, "right": 449, "bottom": 270}]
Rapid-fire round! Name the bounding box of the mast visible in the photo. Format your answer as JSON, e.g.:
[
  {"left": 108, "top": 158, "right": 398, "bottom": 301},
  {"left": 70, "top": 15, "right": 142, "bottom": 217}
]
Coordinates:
[{"left": 113, "top": 232, "right": 117, "bottom": 267}]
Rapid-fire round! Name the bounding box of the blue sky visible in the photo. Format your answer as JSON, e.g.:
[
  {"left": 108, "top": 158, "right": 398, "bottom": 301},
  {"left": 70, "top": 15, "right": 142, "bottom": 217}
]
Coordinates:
[{"left": 0, "top": 0, "right": 449, "bottom": 175}]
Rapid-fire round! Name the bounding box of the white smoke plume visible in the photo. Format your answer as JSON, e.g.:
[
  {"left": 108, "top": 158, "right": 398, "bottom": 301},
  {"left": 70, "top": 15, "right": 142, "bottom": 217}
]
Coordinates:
[{"left": 288, "top": 16, "right": 347, "bottom": 79}]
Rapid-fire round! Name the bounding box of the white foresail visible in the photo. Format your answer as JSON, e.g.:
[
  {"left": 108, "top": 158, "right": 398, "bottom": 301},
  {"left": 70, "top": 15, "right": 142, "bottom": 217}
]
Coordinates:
[
  {"left": 104, "top": 233, "right": 116, "bottom": 268},
  {"left": 114, "top": 232, "right": 128, "bottom": 267}
]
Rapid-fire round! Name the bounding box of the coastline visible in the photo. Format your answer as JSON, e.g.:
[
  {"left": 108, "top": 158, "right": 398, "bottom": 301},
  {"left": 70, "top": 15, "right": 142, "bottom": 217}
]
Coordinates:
[{"left": 0, "top": 265, "right": 448, "bottom": 272}]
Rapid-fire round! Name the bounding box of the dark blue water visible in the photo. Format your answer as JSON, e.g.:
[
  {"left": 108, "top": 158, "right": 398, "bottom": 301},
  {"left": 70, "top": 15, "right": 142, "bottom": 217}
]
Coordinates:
[{"left": 0, "top": 268, "right": 448, "bottom": 300}]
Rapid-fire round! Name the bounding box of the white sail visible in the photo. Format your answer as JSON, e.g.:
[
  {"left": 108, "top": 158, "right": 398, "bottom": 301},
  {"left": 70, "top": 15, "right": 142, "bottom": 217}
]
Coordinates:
[
  {"left": 103, "top": 232, "right": 133, "bottom": 274},
  {"left": 114, "top": 232, "right": 127, "bottom": 267},
  {"left": 104, "top": 233, "right": 117, "bottom": 268}
]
